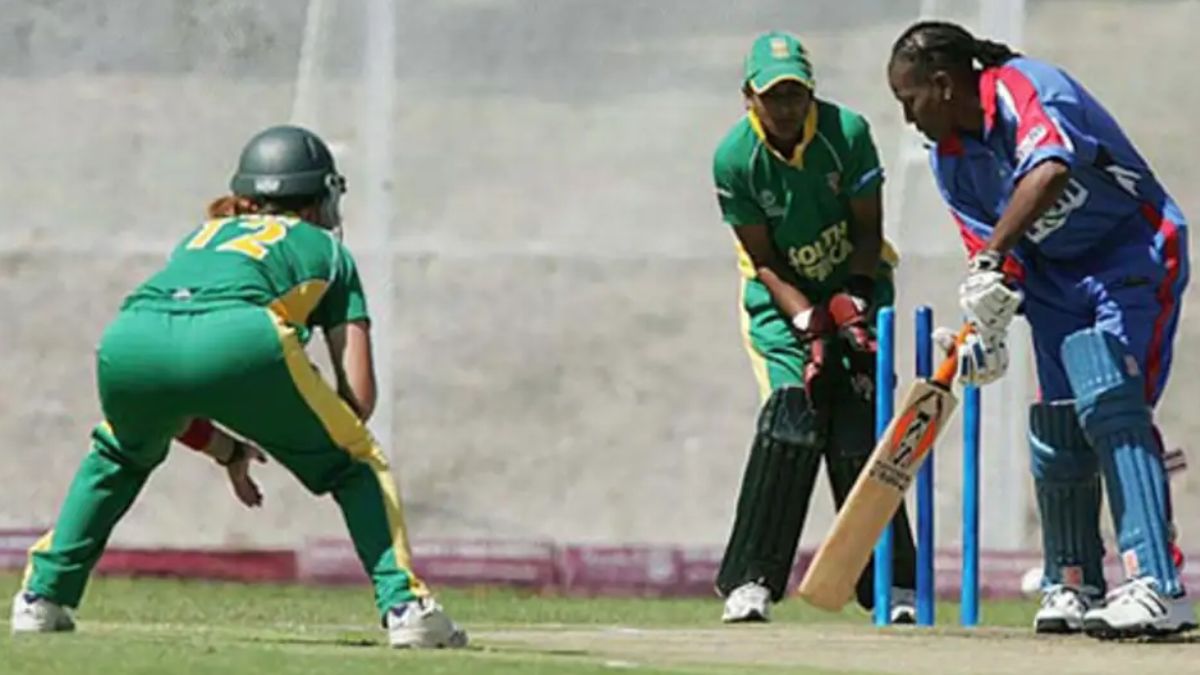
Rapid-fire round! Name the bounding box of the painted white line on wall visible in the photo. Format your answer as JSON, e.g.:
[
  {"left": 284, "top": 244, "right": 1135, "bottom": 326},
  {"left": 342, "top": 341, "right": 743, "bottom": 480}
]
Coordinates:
[
  {"left": 290, "top": 0, "right": 329, "bottom": 128},
  {"left": 979, "top": 0, "right": 1030, "bottom": 552},
  {"left": 359, "top": 0, "right": 398, "bottom": 456},
  {"left": 886, "top": 0, "right": 945, "bottom": 257}
]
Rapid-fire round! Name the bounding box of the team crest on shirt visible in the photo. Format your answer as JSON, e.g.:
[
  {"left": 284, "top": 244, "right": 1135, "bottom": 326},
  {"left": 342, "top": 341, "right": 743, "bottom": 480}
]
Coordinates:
[
  {"left": 826, "top": 172, "right": 840, "bottom": 193},
  {"left": 757, "top": 189, "right": 785, "bottom": 217}
]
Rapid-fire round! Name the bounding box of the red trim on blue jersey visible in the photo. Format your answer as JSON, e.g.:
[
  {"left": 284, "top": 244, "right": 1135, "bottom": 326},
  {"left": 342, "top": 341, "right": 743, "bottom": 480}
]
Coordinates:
[
  {"left": 950, "top": 211, "right": 1026, "bottom": 283},
  {"left": 979, "top": 65, "right": 1068, "bottom": 152},
  {"left": 1141, "top": 203, "right": 1182, "bottom": 402},
  {"left": 937, "top": 134, "right": 965, "bottom": 157}
]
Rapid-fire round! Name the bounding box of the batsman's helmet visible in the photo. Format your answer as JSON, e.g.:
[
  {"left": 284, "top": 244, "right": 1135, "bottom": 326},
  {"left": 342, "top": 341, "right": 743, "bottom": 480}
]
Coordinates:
[{"left": 230, "top": 125, "right": 347, "bottom": 227}]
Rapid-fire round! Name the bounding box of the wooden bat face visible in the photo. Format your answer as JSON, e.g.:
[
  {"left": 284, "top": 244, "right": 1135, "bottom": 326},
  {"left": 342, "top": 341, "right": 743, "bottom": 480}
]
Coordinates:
[
  {"left": 797, "top": 374, "right": 961, "bottom": 610},
  {"left": 869, "top": 383, "right": 955, "bottom": 493}
]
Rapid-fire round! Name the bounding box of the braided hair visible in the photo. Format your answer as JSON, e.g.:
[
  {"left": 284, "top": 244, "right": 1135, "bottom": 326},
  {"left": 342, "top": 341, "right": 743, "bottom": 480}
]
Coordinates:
[{"left": 889, "top": 21, "right": 1019, "bottom": 78}]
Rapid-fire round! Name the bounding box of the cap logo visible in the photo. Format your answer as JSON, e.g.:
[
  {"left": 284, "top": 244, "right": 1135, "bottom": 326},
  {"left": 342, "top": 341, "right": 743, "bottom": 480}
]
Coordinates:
[
  {"left": 255, "top": 177, "right": 282, "bottom": 194},
  {"left": 770, "top": 38, "right": 790, "bottom": 60}
]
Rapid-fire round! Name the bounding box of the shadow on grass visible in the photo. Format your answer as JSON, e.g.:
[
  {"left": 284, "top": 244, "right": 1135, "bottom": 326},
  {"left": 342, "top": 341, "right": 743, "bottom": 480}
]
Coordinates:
[
  {"left": 1123, "top": 633, "right": 1200, "bottom": 646},
  {"left": 234, "top": 634, "right": 382, "bottom": 649}
]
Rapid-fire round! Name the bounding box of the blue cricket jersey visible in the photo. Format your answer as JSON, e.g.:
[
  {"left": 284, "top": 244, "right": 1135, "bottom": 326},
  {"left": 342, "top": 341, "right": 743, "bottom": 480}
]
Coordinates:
[
  {"left": 926, "top": 56, "right": 1189, "bottom": 403},
  {"left": 929, "top": 56, "right": 1186, "bottom": 283}
]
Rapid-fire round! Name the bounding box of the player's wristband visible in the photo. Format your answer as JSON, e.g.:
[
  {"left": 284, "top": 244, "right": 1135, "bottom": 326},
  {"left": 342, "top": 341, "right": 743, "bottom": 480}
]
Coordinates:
[
  {"left": 177, "top": 419, "right": 215, "bottom": 451},
  {"left": 968, "top": 249, "right": 1006, "bottom": 274},
  {"left": 791, "top": 307, "right": 815, "bottom": 333}
]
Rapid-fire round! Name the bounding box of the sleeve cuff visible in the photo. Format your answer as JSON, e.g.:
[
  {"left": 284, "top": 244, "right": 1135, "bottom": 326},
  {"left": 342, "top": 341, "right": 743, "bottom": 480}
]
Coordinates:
[{"left": 848, "top": 167, "right": 885, "bottom": 195}]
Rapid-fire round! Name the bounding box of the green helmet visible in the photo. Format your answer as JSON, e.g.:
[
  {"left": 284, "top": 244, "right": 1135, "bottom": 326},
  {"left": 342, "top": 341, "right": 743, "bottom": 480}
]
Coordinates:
[{"left": 230, "top": 126, "right": 347, "bottom": 231}]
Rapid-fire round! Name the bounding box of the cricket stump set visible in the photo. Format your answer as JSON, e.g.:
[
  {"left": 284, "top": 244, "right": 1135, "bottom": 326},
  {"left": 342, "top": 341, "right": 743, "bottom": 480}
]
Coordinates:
[
  {"left": 873, "top": 306, "right": 982, "bottom": 627},
  {"left": 798, "top": 305, "right": 982, "bottom": 626}
]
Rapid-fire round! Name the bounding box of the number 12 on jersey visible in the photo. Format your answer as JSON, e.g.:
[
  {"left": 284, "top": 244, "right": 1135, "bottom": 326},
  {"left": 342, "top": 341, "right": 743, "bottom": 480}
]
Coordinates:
[{"left": 186, "top": 216, "right": 292, "bottom": 260}]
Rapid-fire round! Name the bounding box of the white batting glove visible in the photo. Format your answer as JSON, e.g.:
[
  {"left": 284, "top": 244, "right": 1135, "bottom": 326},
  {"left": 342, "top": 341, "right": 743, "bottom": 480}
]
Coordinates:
[
  {"left": 935, "top": 326, "right": 1009, "bottom": 387},
  {"left": 959, "top": 251, "right": 1023, "bottom": 334}
]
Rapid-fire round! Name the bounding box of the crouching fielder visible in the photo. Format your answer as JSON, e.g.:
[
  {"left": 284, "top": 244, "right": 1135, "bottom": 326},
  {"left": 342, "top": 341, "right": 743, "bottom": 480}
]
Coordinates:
[
  {"left": 11, "top": 126, "right": 467, "bottom": 649},
  {"left": 888, "top": 21, "right": 1193, "bottom": 638}
]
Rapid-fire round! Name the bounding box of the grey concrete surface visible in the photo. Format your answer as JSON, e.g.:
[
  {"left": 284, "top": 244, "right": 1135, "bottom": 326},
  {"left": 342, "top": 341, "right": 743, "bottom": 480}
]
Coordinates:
[{"left": 3, "top": 0, "right": 1198, "bottom": 559}]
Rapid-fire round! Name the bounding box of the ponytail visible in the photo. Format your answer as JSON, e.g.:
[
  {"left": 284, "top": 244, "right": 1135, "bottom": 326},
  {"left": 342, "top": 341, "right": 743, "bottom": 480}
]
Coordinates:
[
  {"left": 205, "top": 194, "right": 321, "bottom": 219},
  {"left": 206, "top": 195, "right": 261, "bottom": 218},
  {"left": 972, "top": 37, "right": 1018, "bottom": 68}
]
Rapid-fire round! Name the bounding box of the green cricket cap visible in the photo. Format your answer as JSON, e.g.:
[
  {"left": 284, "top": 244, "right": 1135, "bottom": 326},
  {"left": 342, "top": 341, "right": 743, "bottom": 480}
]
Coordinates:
[{"left": 744, "top": 31, "right": 815, "bottom": 93}]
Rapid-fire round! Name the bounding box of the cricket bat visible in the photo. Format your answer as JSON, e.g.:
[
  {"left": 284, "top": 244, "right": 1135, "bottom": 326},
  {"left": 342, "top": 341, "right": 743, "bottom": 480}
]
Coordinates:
[{"left": 797, "top": 325, "right": 971, "bottom": 611}]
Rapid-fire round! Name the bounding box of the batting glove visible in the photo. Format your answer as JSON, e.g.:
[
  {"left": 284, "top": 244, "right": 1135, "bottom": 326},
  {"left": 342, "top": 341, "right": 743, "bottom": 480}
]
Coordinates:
[
  {"left": 960, "top": 251, "right": 1023, "bottom": 334},
  {"left": 935, "top": 326, "right": 1009, "bottom": 386}
]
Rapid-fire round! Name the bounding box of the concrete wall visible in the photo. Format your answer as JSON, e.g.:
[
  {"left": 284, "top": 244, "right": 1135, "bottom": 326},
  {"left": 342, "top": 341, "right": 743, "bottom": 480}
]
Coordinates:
[{"left": 3, "top": 0, "right": 1198, "bottom": 556}]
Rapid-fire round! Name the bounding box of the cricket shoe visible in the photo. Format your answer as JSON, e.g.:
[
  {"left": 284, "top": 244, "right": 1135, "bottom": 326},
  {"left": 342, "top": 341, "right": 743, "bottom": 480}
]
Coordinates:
[
  {"left": 386, "top": 597, "right": 468, "bottom": 648},
  {"left": 1083, "top": 577, "right": 1198, "bottom": 639},
  {"left": 11, "top": 591, "right": 75, "bottom": 634},
  {"left": 1034, "top": 585, "right": 1097, "bottom": 634},
  {"left": 722, "top": 582, "right": 771, "bottom": 623},
  {"left": 890, "top": 587, "right": 916, "bottom": 624}
]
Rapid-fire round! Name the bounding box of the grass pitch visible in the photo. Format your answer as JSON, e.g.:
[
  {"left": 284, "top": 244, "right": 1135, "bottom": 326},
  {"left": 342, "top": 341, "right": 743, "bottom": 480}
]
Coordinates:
[{"left": 2, "top": 572, "right": 1195, "bottom": 674}]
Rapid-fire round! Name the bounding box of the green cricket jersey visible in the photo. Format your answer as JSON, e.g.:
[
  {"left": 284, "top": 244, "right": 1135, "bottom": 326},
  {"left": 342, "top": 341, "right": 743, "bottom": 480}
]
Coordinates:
[
  {"left": 124, "top": 215, "right": 368, "bottom": 337},
  {"left": 713, "top": 100, "right": 897, "bottom": 297}
]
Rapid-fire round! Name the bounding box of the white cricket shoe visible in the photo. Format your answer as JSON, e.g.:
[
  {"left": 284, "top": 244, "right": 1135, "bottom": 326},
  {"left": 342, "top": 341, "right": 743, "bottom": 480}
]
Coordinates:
[
  {"left": 11, "top": 591, "right": 75, "bottom": 634},
  {"left": 386, "top": 597, "right": 467, "bottom": 649},
  {"left": 1034, "top": 585, "right": 1097, "bottom": 634},
  {"left": 890, "top": 587, "right": 916, "bottom": 624},
  {"left": 722, "top": 582, "right": 771, "bottom": 623},
  {"left": 1083, "top": 577, "right": 1198, "bottom": 639}
]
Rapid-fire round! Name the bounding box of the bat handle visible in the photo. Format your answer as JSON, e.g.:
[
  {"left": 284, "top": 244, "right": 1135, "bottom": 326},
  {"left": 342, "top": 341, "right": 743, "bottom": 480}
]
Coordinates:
[{"left": 931, "top": 324, "right": 974, "bottom": 387}]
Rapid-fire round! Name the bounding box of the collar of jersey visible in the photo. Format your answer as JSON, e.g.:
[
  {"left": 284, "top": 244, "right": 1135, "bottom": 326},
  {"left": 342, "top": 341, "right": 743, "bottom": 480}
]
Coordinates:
[
  {"left": 938, "top": 65, "right": 1011, "bottom": 158},
  {"left": 748, "top": 105, "right": 818, "bottom": 167}
]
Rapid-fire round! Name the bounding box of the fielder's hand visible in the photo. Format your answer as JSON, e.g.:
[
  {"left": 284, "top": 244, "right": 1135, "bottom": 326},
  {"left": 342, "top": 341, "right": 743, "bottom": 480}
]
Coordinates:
[
  {"left": 935, "top": 326, "right": 1008, "bottom": 386},
  {"left": 790, "top": 304, "right": 836, "bottom": 342},
  {"left": 224, "top": 442, "right": 268, "bottom": 508},
  {"left": 960, "top": 251, "right": 1023, "bottom": 333}
]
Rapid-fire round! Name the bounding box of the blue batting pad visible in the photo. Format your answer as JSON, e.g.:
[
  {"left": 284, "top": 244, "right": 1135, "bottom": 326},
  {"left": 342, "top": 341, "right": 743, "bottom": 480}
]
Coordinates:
[{"left": 1062, "top": 328, "right": 1179, "bottom": 596}]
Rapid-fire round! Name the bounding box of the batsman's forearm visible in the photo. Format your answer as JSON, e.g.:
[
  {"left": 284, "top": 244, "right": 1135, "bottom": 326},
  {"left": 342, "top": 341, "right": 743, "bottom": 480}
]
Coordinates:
[
  {"left": 988, "top": 160, "right": 1070, "bottom": 255},
  {"left": 757, "top": 265, "right": 814, "bottom": 318}
]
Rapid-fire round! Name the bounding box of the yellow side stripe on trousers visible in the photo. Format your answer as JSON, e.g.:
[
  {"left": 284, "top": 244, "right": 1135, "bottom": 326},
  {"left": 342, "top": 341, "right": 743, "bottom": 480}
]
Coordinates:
[
  {"left": 270, "top": 311, "right": 428, "bottom": 596},
  {"left": 22, "top": 530, "right": 54, "bottom": 590},
  {"left": 738, "top": 277, "right": 773, "bottom": 403}
]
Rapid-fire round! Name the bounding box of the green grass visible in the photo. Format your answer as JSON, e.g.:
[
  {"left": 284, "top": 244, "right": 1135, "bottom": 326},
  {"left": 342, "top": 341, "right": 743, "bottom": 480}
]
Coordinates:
[{"left": 0, "top": 572, "right": 1037, "bottom": 674}]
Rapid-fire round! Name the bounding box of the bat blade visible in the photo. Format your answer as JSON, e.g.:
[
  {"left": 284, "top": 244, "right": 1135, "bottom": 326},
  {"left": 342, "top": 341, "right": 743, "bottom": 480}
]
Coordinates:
[{"left": 797, "top": 378, "right": 959, "bottom": 611}]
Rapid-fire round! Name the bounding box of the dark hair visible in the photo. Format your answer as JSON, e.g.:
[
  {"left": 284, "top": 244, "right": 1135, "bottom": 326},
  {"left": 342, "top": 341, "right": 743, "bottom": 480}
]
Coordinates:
[
  {"left": 206, "top": 194, "right": 320, "bottom": 218},
  {"left": 889, "top": 21, "right": 1019, "bottom": 78}
]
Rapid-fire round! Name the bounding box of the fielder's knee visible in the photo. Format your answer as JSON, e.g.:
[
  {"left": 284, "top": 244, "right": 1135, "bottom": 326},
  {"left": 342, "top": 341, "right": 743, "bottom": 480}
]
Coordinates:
[
  {"left": 92, "top": 421, "right": 169, "bottom": 472},
  {"left": 716, "top": 386, "right": 824, "bottom": 600},
  {"left": 758, "top": 385, "right": 825, "bottom": 449}
]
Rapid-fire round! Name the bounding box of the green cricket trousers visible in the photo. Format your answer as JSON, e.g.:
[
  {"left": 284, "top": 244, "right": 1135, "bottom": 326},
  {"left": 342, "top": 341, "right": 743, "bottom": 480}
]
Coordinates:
[{"left": 24, "top": 303, "right": 426, "bottom": 616}]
